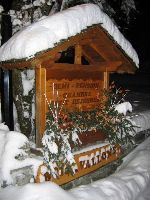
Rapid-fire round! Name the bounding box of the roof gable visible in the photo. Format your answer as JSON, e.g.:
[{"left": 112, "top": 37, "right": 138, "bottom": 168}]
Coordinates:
[
  {"left": 0, "top": 4, "right": 139, "bottom": 69},
  {"left": 0, "top": 25, "right": 136, "bottom": 73}
]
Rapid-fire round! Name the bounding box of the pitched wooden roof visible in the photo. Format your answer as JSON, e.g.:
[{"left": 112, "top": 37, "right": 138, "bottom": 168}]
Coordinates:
[{"left": 0, "top": 25, "right": 136, "bottom": 73}]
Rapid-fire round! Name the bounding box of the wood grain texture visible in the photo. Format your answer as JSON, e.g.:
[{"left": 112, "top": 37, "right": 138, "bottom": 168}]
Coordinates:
[
  {"left": 35, "top": 66, "right": 46, "bottom": 147},
  {"left": 35, "top": 144, "right": 121, "bottom": 185}
]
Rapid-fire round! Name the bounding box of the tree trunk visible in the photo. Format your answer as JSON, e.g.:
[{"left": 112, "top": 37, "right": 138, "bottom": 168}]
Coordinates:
[{"left": 12, "top": 69, "right": 35, "bottom": 139}]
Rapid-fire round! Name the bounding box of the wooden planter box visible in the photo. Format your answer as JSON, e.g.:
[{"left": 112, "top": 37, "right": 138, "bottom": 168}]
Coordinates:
[
  {"left": 79, "top": 130, "right": 106, "bottom": 146},
  {"left": 35, "top": 143, "right": 121, "bottom": 185}
]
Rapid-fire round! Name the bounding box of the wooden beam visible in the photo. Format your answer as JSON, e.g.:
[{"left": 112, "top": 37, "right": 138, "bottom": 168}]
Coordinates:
[
  {"left": 90, "top": 43, "right": 116, "bottom": 61},
  {"left": 116, "top": 63, "right": 137, "bottom": 74},
  {"left": 44, "top": 61, "right": 121, "bottom": 80},
  {"left": 82, "top": 45, "right": 105, "bottom": 64},
  {"left": 0, "top": 52, "right": 62, "bottom": 70},
  {"left": 42, "top": 61, "right": 122, "bottom": 72},
  {"left": 91, "top": 25, "right": 137, "bottom": 73},
  {"left": 0, "top": 59, "right": 32, "bottom": 69},
  {"left": 32, "top": 52, "right": 62, "bottom": 67}
]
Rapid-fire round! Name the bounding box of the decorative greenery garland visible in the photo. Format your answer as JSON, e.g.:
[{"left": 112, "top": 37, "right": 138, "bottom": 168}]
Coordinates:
[{"left": 42, "top": 82, "right": 136, "bottom": 177}]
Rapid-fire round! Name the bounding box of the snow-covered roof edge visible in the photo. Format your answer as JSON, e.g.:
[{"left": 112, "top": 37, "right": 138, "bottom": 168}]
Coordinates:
[{"left": 0, "top": 4, "right": 139, "bottom": 67}]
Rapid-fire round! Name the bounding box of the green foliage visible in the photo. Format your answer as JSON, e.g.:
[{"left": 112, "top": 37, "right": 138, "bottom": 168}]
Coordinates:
[
  {"left": 42, "top": 101, "right": 81, "bottom": 178},
  {"left": 95, "top": 82, "right": 135, "bottom": 145},
  {"left": 69, "top": 83, "right": 136, "bottom": 145},
  {"left": 42, "top": 83, "right": 136, "bottom": 177}
]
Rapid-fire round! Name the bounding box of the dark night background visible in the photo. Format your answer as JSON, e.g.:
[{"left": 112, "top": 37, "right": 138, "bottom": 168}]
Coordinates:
[
  {"left": 110, "top": 0, "right": 150, "bottom": 93},
  {"left": 0, "top": 0, "right": 150, "bottom": 90},
  {"left": 127, "top": 0, "right": 150, "bottom": 68},
  {"left": 0, "top": 0, "right": 12, "bottom": 11}
]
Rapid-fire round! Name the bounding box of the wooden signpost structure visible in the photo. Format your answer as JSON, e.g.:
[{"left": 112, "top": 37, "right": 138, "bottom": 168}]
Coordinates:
[{"left": 0, "top": 25, "right": 136, "bottom": 184}]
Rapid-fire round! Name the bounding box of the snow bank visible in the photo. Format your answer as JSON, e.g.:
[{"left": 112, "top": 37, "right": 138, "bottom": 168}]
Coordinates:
[
  {"left": 129, "top": 110, "right": 150, "bottom": 133},
  {"left": 1, "top": 137, "right": 150, "bottom": 200},
  {"left": 0, "top": 124, "right": 42, "bottom": 185},
  {"left": 0, "top": 4, "right": 139, "bottom": 67},
  {"left": 0, "top": 182, "right": 76, "bottom": 200},
  {"left": 70, "top": 137, "right": 150, "bottom": 200},
  {"left": 115, "top": 102, "right": 132, "bottom": 116}
]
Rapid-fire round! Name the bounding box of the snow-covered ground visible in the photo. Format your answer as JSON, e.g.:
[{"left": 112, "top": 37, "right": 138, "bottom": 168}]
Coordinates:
[
  {"left": 1, "top": 92, "right": 150, "bottom": 200},
  {"left": 1, "top": 93, "right": 150, "bottom": 199},
  {"left": 0, "top": 123, "right": 42, "bottom": 186},
  {"left": 1, "top": 136, "right": 150, "bottom": 200}
]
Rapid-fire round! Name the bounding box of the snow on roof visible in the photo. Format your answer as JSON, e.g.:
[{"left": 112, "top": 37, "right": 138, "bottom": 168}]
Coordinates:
[{"left": 0, "top": 4, "right": 139, "bottom": 67}]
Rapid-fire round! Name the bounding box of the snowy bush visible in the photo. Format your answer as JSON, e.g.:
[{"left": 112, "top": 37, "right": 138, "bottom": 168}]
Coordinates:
[
  {"left": 115, "top": 101, "right": 132, "bottom": 116},
  {"left": 42, "top": 98, "right": 81, "bottom": 178},
  {"left": 0, "top": 123, "right": 42, "bottom": 186},
  {"left": 96, "top": 82, "right": 136, "bottom": 145},
  {"left": 42, "top": 84, "right": 136, "bottom": 178},
  {"left": 69, "top": 83, "right": 136, "bottom": 145}
]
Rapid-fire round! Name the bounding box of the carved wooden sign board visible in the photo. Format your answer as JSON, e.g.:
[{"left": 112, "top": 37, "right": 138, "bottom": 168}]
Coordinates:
[
  {"left": 37, "top": 65, "right": 105, "bottom": 146},
  {"left": 46, "top": 79, "right": 102, "bottom": 112}
]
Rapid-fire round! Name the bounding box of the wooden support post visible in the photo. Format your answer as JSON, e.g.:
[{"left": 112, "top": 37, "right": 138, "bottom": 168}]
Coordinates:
[
  {"left": 103, "top": 71, "right": 109, "bottom": 89},
  {"left": 35, "top": 64, "right": 46, "bottom": 147},
  {"left": 75, "top": 44, "right": 82, "bottom": 64}
]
